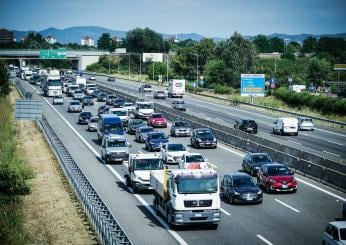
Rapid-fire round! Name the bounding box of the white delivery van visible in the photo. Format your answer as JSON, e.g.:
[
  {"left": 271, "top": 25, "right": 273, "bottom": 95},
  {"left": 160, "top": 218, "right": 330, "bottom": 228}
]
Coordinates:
[
  {"left": 272, "top": 117, "right": 299, "bottom": 136},
  {"left": 168, "top": 79, "right": 185, "bottom": 98}
]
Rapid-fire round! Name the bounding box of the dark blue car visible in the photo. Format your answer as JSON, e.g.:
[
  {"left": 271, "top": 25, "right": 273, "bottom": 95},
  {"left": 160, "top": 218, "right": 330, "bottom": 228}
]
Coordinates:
[{"left": 145, "top": 131, "right": 169, "bottom": 152}]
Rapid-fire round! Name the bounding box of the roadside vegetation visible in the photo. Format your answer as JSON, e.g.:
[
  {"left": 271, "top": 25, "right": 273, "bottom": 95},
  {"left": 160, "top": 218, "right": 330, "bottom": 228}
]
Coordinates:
[{"left": 0, "top": 62, "right": 33, "bottom": 243}]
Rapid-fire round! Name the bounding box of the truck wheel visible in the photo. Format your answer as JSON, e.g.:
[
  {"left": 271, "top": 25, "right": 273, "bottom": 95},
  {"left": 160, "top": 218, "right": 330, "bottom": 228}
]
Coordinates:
[
  {"left": 132, "top": 182, "right": 137, "bottom": 194},
  {"left": 209, "top": 224, "right": 218, "bottom": 230},
  {"left": 154, "top": 196, "right": 160, "bottom": 215},
  {"left": 126, "top": 177, "right": 131, "bottom": 187}
]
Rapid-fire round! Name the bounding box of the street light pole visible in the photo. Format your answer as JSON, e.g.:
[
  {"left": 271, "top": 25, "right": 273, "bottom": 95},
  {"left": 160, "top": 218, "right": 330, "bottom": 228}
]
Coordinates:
[
  {"left": 196, "top": 54, "right": 199, "bottom": 88},
  {"left": 166, "top": 53, "right": 169, "bottom": 85},
  {"left": 128, "top": 54, "right": 130, "bottom": 80},
  {"left": 108, "top": 56, "right": 110, "bottom": 75}
]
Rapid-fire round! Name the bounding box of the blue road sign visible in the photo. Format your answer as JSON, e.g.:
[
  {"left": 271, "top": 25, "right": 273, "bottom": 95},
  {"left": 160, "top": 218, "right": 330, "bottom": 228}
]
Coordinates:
[{"left": 240, "top": 74, "right": 265, "bottom": 97}]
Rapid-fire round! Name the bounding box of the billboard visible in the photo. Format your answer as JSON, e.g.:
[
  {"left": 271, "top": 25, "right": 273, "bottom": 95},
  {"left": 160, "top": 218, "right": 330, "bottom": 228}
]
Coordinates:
[
  {"left": 142, "top": 53, "right": 163, "bottom": 62},
  {"left": 114, "top": 48, "right": 126, "bottom": 54},
  {"left": 240, "top": 74, "right": 265, "bottom": 97}
]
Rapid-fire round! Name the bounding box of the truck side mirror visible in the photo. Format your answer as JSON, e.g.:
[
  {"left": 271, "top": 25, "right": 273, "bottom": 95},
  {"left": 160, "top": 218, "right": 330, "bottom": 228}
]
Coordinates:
[{"left": 127, "top": 142, "right": 132, "bottom": 147}]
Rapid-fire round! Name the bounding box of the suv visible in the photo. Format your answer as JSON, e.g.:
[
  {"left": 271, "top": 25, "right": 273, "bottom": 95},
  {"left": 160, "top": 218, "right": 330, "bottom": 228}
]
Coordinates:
[
  {"left": 172, "top": 100, "right": 186, "bottom": 111},
  {"left": 101, "top": 135, "right": 130, "bottom": 164},
  {"left": 234, "top": 119, "right": 258, "bottom": 134},
  {"left": 242, "top": 152, "right": 273, "bottom": 176},
  {"left": 145, "top": 131, "right": 169, "bottom": 152},
  {"left": 298, "top": 117, "right": 314, "bottom": 131},
  {"left": 190, "top": 128, "right": 217, "bottom": 149},
  {"left": 135, "top": 126, "right": 155, "bottom": 143},
  {"left": 170, "top": 120, "right": 191, "bottom": 137},
  {"left": 147, "top": 113, "right": 167, "bottom": 128},
  {"left": 78, "top": 111, "right": 92, "bottom": 124},
  {"left": 322, "top": 221, "right": 346, "bottom": 245},
  {"left": 257, "top": 163, "right": 297, "bottom": 193}
]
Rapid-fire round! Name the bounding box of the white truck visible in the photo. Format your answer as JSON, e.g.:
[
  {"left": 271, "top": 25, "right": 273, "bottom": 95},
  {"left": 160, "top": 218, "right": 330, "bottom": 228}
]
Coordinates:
[
  {"left": 123, "top": 153, "right": 163, "bottom": 193},
  {"left": 23, "top": 70, "right": 33, "bottom": 81},
  {"left": 109, "top": 107, "right": 130, "bottom": 126},
  {"left": 42, "top": 74, "right": 62, "bottom": 97},
  {"left": 150, "top": 168, "right": 221, "bottom": 228},
  {"left": 67, "top": 84, "right": 79, "bottom": 97},
  {"left": 75, "top": 76, "right": 87, "bottom": 89},
  {"left": 168, "top": 79, "right": 185, "bottom": 98},
  {"left": 85, "top": 83, "right": 96, "bottom": 95},
  {"left": 134, "top": 101, "right": 154, "bottom": 120}
]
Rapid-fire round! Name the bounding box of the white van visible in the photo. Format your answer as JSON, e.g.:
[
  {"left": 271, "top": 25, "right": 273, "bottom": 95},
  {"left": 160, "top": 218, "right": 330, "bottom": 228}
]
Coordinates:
[{"left": 272, "top": 117, "right": 298, "bottom": 136}]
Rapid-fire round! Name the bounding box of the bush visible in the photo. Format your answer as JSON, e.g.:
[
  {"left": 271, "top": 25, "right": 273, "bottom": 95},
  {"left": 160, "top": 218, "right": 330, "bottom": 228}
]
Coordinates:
[{"left": 209, "top": 83, "right": 233, "bottom": 94}]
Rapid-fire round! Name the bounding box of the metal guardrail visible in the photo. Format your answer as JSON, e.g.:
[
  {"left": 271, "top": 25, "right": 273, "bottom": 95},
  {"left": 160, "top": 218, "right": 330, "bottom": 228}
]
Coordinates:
[{"left": 14, "top": 80, "right": 132, "bottom": 245}]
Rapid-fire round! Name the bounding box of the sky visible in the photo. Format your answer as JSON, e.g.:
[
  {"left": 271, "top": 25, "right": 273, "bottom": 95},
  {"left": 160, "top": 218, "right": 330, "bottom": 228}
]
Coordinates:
[{"left": 1, "top": 0, "right": 345, "bottom": 37}]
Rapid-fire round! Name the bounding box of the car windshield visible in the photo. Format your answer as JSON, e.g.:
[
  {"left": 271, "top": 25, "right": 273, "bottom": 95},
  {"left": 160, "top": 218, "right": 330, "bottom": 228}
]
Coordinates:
[
  {"left": 186, "top": 155, "right": 204, "bottom": 162},
  {"left": 268, "top": 166, "right": 291, "bottom": 176},
  {"left": 80, "top": 112, "right": 91, "bottom": 117},
  {"left": 174, "top": 122, "right": 188, "bottom": 127},
  {"left": 134, "top": 158, "right": 162, "bottom": 170},
  {"left": 176, "top": 177, "right": 218, "bottom": 194},
  {"left": 124, "top": 103, "right": 133, "bottom": 106},
  {"left": 340, "top": 228, "right": 346, "bottom": 240},
  {"left": 112, "top": 110, "right": 127, "bottom": 116},
  {"left": 152, "top": 114, "right": 163, "bottom": 118},
  {"left": 48, "top": 79, "right": 61, "bottom": 86},
  {"left": 196, "top": 130, "right": 213, "bottom": 137},
  {"left": 107, "top": 140, "right": 126, "bottom": 147},
  {"left": 108, "top": 95, "right": 116, "bottom": 99},
  {"left": 90, "top": 118, "right": 98, "bottom": 123},
  {"left": 168, "top": 144, "right": 186, "bottom": 151},
  {"left": 143, "top": 84, "right": 151, "bottom": 88},
  {"left": 302, "top": 118, "right": 313, "bottom": 123},
  {"left": 140, "top": 127, "right": 153, "bottom": 133},
  {"left": 130, "top": 120, "right": 144, "bottom": 126},
  {"left": 70, "top": 101, "right": 80, "bottom": 105},
  {"left": 138, "top": 103, "right": 153, "bottom": 109},
  {"left": 84, "top": 96, "right": 92, "bottom": 100},
  {"left": 252, "top": 155, "right": 272, "bottom": 163},
  {"left": 232, "top": 177, "right": 256, "bottom": 187},
  {"left": 157, "top": 91, "right": 164, "bottom": 94},
  {"left": 54, "top": 95, "right": 62, "bottom": 99},
  {"left": 99, "top": 93, "right": 107, "bottom": 97},
  {"left": 175, "top": 101, "right": 185, "bottom": 104},
  {"left": 150, "top": 133, "right": 166, "bottom": 139},
  {"left": 75, "top": 91, "right": 82, "bottom": 94}
]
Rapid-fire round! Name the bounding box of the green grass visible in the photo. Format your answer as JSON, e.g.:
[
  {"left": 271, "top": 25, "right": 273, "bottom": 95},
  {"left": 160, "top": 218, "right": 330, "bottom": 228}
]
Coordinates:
[{"left": 0, "top": 94, "right": 33, "bottom": 244}]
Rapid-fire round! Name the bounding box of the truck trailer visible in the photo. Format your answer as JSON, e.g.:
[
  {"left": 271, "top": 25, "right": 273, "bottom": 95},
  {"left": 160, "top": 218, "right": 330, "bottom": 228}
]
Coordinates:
[{"left": 168, "top": 79, "right": 185, "bottom": 98}]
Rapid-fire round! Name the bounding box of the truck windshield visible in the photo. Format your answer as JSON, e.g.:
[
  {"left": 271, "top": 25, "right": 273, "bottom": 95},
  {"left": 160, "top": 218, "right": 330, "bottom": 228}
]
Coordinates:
[
  {"left": 108, "top": 140, "right": 126, "bottom": 147},
  {"left": 176, "top": 177, "right": 218, "bottom": 194},
  {"left": 48, "top": 79, "right": 61, "bottom": 86},
  {"left": 134, "top": 159, "right": 162, "bottom": 170},
  {"left": 104, "top": 124, "right": 123, "bottom": 134},
  {"left": 138, "top": 103, "right": 153, "bottom": 109},
  {"left": 112, "top": 111, "right": 127, "bottom": 116}
]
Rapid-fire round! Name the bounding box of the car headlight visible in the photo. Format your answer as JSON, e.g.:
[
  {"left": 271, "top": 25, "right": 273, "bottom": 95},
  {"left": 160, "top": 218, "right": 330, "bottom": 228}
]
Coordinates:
[
  {"left": 213, "top": 137, "right": 217, "bottom": 142},
  {"left": 106, "top": 151, "right": 111, "bottom": 155},
  {"left": 257, "top": 190, "right": 262, "bottom": 195},
  {"left": 269, "top": 178, "right": 276, "bottom": 184},
  {"left": 233, "top": 191, "right": 240, "bottom": 195},
  {"left": 214, "top": 212, "right": 220, "bottom": 217},
  {"left": 175, "top": 214, "right": 183, "bottom": 218},
  {"left": 197, "top": 138, "right": 202, "bottom": 142}
]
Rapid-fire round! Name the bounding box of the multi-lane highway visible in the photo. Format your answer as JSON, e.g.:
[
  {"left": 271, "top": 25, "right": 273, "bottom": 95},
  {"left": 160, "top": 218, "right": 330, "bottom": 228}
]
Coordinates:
[
  {"left": 18, "top": 77, "right": 346, "bottom": 245},
  {"left": 93, "top": 75, "right": 346, "bottom": 162}
]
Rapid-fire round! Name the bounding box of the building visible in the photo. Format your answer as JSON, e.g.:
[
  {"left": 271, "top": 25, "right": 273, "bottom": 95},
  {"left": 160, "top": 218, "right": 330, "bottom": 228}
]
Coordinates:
[
  {"left": 112, "top": 36, "right": 123, "bottom": 44},
  {"left": 0, "top": 28, "right": 14, "bottom": 44},
  {"left": 45, "top": 35, "right": 57, "bottom": 44},
  {"left": 81, "top": 36, "right": 95, "bottom": 47},
  {"left": 167, "top": 34, "right": 180, "bottom": 43}
]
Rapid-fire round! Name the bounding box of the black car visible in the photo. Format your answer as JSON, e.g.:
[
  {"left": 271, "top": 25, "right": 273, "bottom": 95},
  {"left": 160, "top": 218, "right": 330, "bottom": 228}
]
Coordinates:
[
  {"left": 190, "top": 128, "right": 217, "bottom": 149},
  {"left": 126, "top": 119, "right": 146, "bottom": 135},
  {"left": 112, "top": 98, "right": 125, "bottom": 107},
  {"left": 97, "top": 92, "right": 107, "bottom": 102},
  {"left": 98, "top": 104, "right": 110, "bottom": 115},
  {"left": 343, "top": 203, "right": 346, "bottom": 219},
  {"left": 91, "top": 89, "right": 101, "bottom": 98},
  {"left": 82, "top": 96, "right": 94, "bottom": 106},
  {"left": 172, "top": 100, "right": 186, "bottom": 111},
  {"left": 78, "top": 112, "right": 92, "bottom": 124},
  {"left": 242, "top": 152, "right": 273, "bottom": 176},
  {"left": 106, "top": 95, "right": 117, "bottom": 105},
  {"left": 170, "top": 120, "right": 191, "bottom": 137},
  {"left": 107, "top": 77, "right": 115, "bottom": 81},
  {"left": 154, "top": 90, "right": 166, "bottom": 99},
  {"left": 220, "top": 172, "right": 263, "bottom": 204},
  {"left": 234, "top": 119, "right": 258, "bottom": 134}
]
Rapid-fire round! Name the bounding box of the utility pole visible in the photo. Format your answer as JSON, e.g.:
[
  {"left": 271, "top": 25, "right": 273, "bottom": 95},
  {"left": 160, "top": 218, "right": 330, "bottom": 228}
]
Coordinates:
[
  {"left": 196, "top": 54, "right": 199, "bottom": 88},
  {"left": 128, "top": 54, "right": 130, "bottom": 80}
]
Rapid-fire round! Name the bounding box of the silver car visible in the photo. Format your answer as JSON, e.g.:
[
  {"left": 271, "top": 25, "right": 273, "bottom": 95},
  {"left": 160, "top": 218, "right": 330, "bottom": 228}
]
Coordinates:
[
  {"left": 101, "top": 135, "right": 130, "bottom": 164},
  {"left": 87, "top": 116, "right": 98, "bottom": 132},
  {"left": 52, "top": 95, "right": 64, "bottom": 105},
  {"left": 298, "top": 117, "right": 314, "bottom": 131},
  {"left": 68, "top": 100, "right": 83, "bottom": 113}
]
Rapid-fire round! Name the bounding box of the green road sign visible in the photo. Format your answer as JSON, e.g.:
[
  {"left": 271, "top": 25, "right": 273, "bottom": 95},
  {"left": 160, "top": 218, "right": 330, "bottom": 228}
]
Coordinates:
[{"left": 39, "top": 49, "right": 67, "bottom": 59}]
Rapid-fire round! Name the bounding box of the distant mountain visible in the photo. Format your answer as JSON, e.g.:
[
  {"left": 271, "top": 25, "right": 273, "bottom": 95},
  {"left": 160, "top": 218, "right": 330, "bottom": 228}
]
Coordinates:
[{"left": 9, "top": 26, "right": 346, "bottom": 44}]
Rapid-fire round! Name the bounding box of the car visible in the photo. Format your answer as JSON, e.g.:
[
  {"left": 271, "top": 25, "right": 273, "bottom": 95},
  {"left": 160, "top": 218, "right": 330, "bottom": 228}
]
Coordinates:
[
  {"left": 298, "top": 117, "right": 314, "bottom": 131},
  {"left": 107, "top": 77, "right": 115, "bottom": 81},
  {"left": 52, "top": 95, "right": 64, "bottom": 105},
  {"left": 98, "top": 104, "right": 110, "bottom": 116},
  {"left": 78, "top": 111, "right": 92, "bottom": 124},
  {"left": 82, "top": 96, "right": 94, "bottom": 106},
  {"left": 90, "top": 89, "right": 101, "bottom": 98},
  {"left": 172, "top": 100, "right": 186, "bottom": 111},
  {"left": 147, "top": 113, "right": 167, "bottom": 128},
  {"left": 145, "top": 131, "right": 169, "bottom": 152},
  {"left": 101, "top": 134, "right": 130, "bottom": 164},
  {"left": 242, "top": 152, "right": 273, "bottom": 176},
  {"left": 73, "top": 89, "right": 84, "bottom": 101},
  {"left": 106, "top": 95, "right": 117, "bottom": 105},
  {"left": 220, "top": 172, "right": 263, "bottom": 204},
  {"left": 87, "top": 116, "right": 98, "bottom": 131},
  {"left": 190, "top": 128, "right": 217, "bottom": 149},
  {"left": 124, "top": 102, "right": 135, "bottom": 114},
  {"left": 126, "top": 119, "right": 146, "bottom": 135},
  {"left": 89, "top": 75, "right": 96, "bottom": 80},
  {"left": 97, "top": 92, "right": 108, "bottom": 102},
  {"left": 257, "top": 163, "right": 297, "bottom": 193},
  {"left": 160, "top": 142, "right": 189, "bottom": 164},
  {"left": 234, "top": 119, "right": 258, "bottom": 134},
  {"left": 170, "top": 120, "right": 191, "bottom": 137},
  {"left": 322, "top": 221, "right": 346, "bottom": 245},
  {"left": 67, "top": 100, "right": 83, "bottom": 113},
  {"left": 35, "top": 77, "right": 43, "bottom": 86},
  {"left": 153, "top": 90, "right": 166, "bottom": 99},
  {"left": 135, "top": 126, "right": 155, "bottom": 143},
  {"left": 112, "top": 98, "right": 125, "bottom": 108},
  {"left": 139, "top": 83, "right": 152, "bottom": 93},
  {"left": 344, "top": 203, "right": 346, "bottom": 219},
  {"left": 273, "top": 117, "right": 298, "bottom": 136},
  {"left": 178, "top": 153, "right": 207, "bottom": 169}
]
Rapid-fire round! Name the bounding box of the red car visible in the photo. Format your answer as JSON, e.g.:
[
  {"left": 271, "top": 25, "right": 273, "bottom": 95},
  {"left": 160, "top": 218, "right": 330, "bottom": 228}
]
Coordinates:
[
  {"left": 257, "top": 163, "right": 297, "bottom": 193},
  {"left": 148, "top": 113, "right": 167, "bottom": 128}
]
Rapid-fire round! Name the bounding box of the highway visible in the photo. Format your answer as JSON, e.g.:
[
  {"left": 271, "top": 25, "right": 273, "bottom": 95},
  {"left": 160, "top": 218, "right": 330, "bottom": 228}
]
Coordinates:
[
  {"left": 18, "top": 78, "right": 346, "bottom": 245},
  {"left": 92, "top": 75, "right": 346, "bottom": 163}
]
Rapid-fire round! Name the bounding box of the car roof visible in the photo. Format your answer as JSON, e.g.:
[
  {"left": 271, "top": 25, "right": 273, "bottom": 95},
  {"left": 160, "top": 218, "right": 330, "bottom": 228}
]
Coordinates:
[
  {"left": 194, "top": 128, "right": 211, "bottom": 131},
  {"left": 263, "top": 163, "right": 286, "bottom": 168},
  {"left": 329, "top": 221, "right": 346, "bottom": 228},
  {"left": 247, "top": 152, "right": 270, "bottom": 156},
  {"left": 225, "top": 172, "right": 251, "bottom": 178}
]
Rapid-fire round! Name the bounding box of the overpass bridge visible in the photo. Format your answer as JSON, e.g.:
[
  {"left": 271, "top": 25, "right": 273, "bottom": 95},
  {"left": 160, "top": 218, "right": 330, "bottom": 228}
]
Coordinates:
[{"left": 0, "top": 49, "right": 109, "bottom": 70}]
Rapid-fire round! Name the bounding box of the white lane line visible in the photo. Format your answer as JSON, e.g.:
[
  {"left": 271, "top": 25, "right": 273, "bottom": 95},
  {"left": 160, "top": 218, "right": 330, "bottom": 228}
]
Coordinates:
[
  {"left": 220, "top": 207, "right": 231, "bottom": 216},
  {"left": 217, "top": 144, "right": 245, "bottom": 157},
  {"left": 295, "top": 177, "right": 346, "bottom": 202},
  {"left": 288, "top": 140, "right": 302, "bottom": 145},
  {"left": 327, "top": 140, "right": 344, "bottom": 146},
  {"left": 323, "top": 151, "right": 341, "bottom": 157},
  {"left": 26, "top": 83, "right": 188, "bottom": 245},
  {"left": 261, "top": 132, "right": 271, "bottom": 136},
  {"left": 315, "top": 128, "right": 346, "bottom": 137},
  {"left": 300, "top": 133, "right": 308, "bottom": 136},
  {"left": 274, "top": 199, "right": 300, "bottom": 213},
  {"left": 138, "top": 151, "right": 143, "bottom": 154},
  {"left": 257, "top": 234, "right": 274, "bottom": 245}
]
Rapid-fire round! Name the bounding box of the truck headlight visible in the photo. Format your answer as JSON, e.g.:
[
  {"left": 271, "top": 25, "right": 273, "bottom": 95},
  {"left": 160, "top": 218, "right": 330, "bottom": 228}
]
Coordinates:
[
  {"left": 214, "top": 212, "right": 220, "bottom": 217},
  {"left": 175, "top": 214, "right": 183, "bottom": 218}
]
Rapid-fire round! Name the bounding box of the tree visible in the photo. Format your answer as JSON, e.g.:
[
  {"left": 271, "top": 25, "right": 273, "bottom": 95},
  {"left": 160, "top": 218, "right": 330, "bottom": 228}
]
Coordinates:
[
  {"left": 287, "top": 41, "right": 301, "bottom": 53},
  {"left": 204, "top": 59, "right": 228, "bottom": 85},
  {"left": 0, "top": 61, "right": 10, "bottom": 96},
  {"left": 253, "top": 35, "right": 270, "bottom": 53},
  {"left": 146, "top": 62, "right": 172, "bottom": 82},
  {"left": 125, "top": 28, "right": 165, "bottom": 53},
  {"left": 269, "top": 37, "right": 284, "bottom": 53},
  {"left": 307, "top": 58, "right": 332, "bottom": 87},
  {"left": 302, "top": 36, "right": 317, "bottom": 53},
  {"left": 97, "top": 33, "right": 115, "bottom": 52}
]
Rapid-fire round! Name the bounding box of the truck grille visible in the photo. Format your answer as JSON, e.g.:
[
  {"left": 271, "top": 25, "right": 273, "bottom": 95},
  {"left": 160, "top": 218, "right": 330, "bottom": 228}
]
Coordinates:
[{"left": 184, "top": 200, "right": 212, "bottom": 207}]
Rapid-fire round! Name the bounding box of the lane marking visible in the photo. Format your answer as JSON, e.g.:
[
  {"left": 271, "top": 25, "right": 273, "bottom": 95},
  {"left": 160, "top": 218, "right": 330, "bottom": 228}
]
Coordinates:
[
  {"left": 220, "top": 207, "right": 231, "bottom": 216},
  {"left": 274, "top": 199, "right": 300, "bottom": 213},
  {"left": 315, "top": 128, "right": 346, "bottom": 137},
  {"left": 138, "top": 151, "right": 143, "bottom": 154},
  {"left": 257, "top": 234, "right": 274, "bottom": 245},
  {"left": 25, "top": 82, "right": 188, "bottom": 245},
  {"left": 288, "top": 140, "right": 302, "bottom": 146},
  {"left": 217, "top": 144, "right": 245, "bottom": 157},
  {"left": 323, "top": 151, "right": 341, "bottom": 157},
  {"left": 327, "top": 140, "right": 344, "bottom": 146},
  {"left": 261, "top": 132, "right": 271, "bottom": 136},
  {"left": 300, "top": 133, "right": 308, "bottom": 136}
]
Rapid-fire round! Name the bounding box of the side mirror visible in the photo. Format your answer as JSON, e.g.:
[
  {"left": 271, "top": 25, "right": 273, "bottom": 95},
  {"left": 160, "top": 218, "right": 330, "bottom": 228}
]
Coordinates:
[
  {"left": 204, "top": 158, "right": 208, "bottom": 162},
  {"left": 127, "top": 142, "right": 132, "bottom": 147},
  {"left": 186, "top": 148, "right": 190, "bottom": 152},
  {"left": 129, "top": 166, "right": 133, "bottom": 172},
  {"left": 290, "top": 170, "right": 294, "bottom": 175}
]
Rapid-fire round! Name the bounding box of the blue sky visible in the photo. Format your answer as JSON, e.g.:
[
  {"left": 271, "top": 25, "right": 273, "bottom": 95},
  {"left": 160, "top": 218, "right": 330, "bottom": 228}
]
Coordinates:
[{"left": 1, "top": 0, "right": 345, "bottom": 37}]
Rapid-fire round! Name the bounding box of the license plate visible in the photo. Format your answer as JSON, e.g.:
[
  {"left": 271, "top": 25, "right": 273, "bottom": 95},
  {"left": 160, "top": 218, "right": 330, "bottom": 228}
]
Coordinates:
[
  {"left": 282, "top": 185, "right": 288, "bottom": 189},
  {"left": 195, "top": 213, "right": 202, "bottom": 217},
  {"left": 248, "top": 128, "right": 253, "bottom": 131}
]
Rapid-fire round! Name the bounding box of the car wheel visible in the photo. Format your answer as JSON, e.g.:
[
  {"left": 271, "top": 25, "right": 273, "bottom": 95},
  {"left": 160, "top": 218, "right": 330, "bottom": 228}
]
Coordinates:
[
  {"left": 251, "top": 168, "right": 254, "bottom": 176},
  {"left": 126, "top": 177, "right": 131, "bottom": 187},
  {"left": 242, "top": 164, "right": 246, "bottom": 172},
  {"left": 280, "top": 129, "right": 284, "bottom": 136},
  {"left": 272, "top": 128, "right": 275, "bottom": 134},
  {"left": 228, "top": 194, "right": 233, "bottom": 204},
  {"left": 295, "top": 132, "right": 298, "bottom": 136},
  {"left": 266, "top": 184, "right": 271, "bottom": 193},
  {"left": 132, "top": 181, "right": 137, "bottom": 194}
]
